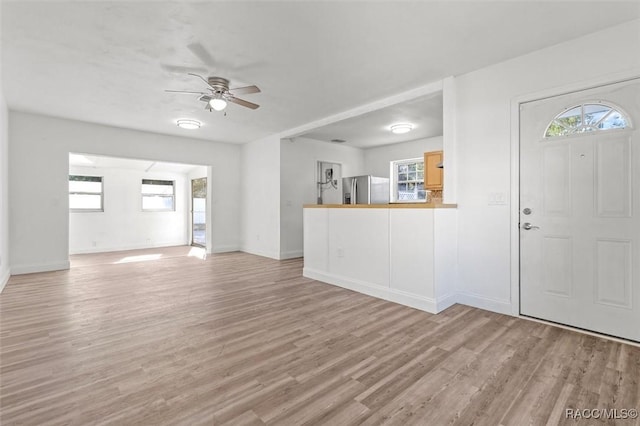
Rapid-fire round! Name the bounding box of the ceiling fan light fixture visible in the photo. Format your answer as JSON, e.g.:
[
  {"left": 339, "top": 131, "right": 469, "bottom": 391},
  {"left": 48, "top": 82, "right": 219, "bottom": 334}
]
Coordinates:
[
  {"left": 209, "top": 97, "right": 227, "bottom": 111},
  {"left": 390, "top": 123, "right": 413, "bottom": 134},
  {"left": 176, "top": 119, "right": 201, "bottom": 130}
]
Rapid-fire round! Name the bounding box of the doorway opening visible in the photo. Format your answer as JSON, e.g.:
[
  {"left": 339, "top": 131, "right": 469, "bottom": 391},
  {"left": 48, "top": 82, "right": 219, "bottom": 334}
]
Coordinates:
[
  {"left": 68, "top": 153, "right": 209, "bottom": 263},
  {"left": 191, "top": 177, "right": 207, "bottom": 247}
]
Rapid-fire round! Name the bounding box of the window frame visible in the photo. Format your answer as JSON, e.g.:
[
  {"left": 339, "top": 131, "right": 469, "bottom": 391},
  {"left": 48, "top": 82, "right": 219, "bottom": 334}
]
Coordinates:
[
  {"left": 141, "top": 179, "right": 176, "bottom": 212},
  {"left": 389, "top": 157, "right": 426, "bottom": 203},
  {"left": 543, "top": 101, "right": 631, "bottom": 139},
  {"left": 69, "top": 175, "right": 104, "bottom": 213}
]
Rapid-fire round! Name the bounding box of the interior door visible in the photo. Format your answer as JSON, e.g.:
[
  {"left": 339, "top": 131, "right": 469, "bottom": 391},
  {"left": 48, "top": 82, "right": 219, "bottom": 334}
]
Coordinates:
[
  {"left": 191, "top": 177, "right": 206, "bottom": 247},
  {"left": 520, "top": 79, "right": 640, "bottom": 342}
]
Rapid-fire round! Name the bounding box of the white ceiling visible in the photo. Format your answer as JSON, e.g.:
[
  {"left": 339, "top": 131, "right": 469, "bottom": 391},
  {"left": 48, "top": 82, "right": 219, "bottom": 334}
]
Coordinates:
[
  {"left": 69, "top": 153, "right": 201, "bottom": 175},
  {"left": 3, "top": 1, "right": 639, "bottom": 146},
  {"left": 300, "top": 92, "right": 443, "bottom": 148}
]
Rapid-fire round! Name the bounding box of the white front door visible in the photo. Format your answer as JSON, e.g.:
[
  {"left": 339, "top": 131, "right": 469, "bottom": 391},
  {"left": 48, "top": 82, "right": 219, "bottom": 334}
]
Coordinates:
[{"left": 520, "top": 79, "right": 640, "bottom": 342}]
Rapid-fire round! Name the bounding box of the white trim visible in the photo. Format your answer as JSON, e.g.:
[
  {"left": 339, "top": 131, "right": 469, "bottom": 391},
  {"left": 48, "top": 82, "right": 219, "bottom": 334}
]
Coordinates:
[
  {"left": 279, "top": 250, "right": 303, "bottom": 260},
  {"left": 240, "top": 247, "right": 281, "bottom": 260},
  {"left": 303, "top": 267, "right": 454, "bottom": 314},
  {"left": 458, "top": 292, "right": 512, "bottom": 315},
  {"left": 0, "top": 267, "right": 10, "bottom": 293},
  {"left": 510, "top": 97, "right": 521, "bottom": 316},
  {"left": 457, "top": 291, "right": 512, "bottom": 316},
  {"left": 442, "top": 76, "right": 457, "bottom": 203},
  {"left": 436, "top": 292, "right": 458, "bottom": 312},
  {"left": 509, "top": 69, "right": 640, "bottom": 318},
  {"left": 211, "top": 245, "right": 240, "bottom": 254},
  {"left": 70, "top": 241, "right": 190, "bottom": 255},
  {"left": 11, "top": 261, "right": 71, "bottom": 275}
]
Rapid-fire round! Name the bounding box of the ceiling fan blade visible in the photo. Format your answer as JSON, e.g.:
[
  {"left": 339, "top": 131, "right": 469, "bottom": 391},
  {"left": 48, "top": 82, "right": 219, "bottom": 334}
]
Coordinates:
[
  {"left": 165, "top": 90, "right": 208, "bottom": 95},
  {"left": 187, "top": 73, "right": 212, "bottom": 87},
  {"left": 199, "top": 95, "right": 212, "bottom": 103},
  {"left": 229, "top": 85, "right": 261, "bottom": 95},
  {"left": 161, "top": 64, "right": 207, "bottom": 74},
  {"left": 187, "top": 42, "right": 216, "bottom": 67},
  {"left": 227, "top": 96, "right": 260, "bottom": 110}
]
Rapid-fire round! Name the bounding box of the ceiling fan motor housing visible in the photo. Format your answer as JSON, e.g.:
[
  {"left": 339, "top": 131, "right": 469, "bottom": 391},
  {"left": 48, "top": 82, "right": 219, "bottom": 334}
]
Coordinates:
[{"left": 207, "top": 76, "right": 230, "bottom": 94}]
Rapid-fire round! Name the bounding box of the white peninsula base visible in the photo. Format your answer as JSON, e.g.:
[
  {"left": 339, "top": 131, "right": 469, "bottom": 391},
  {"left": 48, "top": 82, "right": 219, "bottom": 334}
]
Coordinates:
[{"left": 303, "top": 204, "right": 458, "bottom": 314}]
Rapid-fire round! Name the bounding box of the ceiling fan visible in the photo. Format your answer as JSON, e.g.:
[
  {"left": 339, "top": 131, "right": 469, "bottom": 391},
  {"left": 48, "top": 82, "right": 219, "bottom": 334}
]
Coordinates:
[{"left": 166, "top": 73, "right": 261, "bottom": 111}]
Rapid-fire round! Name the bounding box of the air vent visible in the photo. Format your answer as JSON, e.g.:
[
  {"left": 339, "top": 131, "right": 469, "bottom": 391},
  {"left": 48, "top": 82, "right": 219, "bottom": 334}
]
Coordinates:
[{"left": 330, "top": 139, "right": 346, "bottom": 143}]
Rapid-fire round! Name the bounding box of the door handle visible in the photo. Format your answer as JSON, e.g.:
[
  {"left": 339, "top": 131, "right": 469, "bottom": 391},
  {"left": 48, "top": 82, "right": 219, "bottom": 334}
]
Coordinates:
[{"left": 522, "top": 222, "right": 540, "bottom": 230}]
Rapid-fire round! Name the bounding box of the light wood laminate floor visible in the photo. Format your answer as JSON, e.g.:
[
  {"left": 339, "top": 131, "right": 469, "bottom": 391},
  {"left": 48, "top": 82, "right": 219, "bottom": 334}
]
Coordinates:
[{"left": 1, "top": 247, "right": 639, "bottom": 425}]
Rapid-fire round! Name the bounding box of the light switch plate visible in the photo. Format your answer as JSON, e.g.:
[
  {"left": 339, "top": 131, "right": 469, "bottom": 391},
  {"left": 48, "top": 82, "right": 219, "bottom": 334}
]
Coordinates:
[{"left": 488, "top": 192, "right": 508, "bottom": 206}]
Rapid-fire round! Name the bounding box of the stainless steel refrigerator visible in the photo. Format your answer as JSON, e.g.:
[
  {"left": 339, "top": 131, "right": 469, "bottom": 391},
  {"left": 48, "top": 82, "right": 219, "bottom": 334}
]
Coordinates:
[{"left": 342, "top": 175, "right": 389, "bottom": 204}]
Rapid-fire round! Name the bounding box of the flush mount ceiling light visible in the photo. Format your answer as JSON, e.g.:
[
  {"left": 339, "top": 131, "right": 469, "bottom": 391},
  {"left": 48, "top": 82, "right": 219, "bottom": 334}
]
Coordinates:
[
  {"left": 209, "top": 96, "right": 227, "bottom": 111},
  {"left": 390, "top": 123, "right": 413, "bottom": 134},
  {"left": 176, "top": 119, "right": 201, "bottom": 130}
]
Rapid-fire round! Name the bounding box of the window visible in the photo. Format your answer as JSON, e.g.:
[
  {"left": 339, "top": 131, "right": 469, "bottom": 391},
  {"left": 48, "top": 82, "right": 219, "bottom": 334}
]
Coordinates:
[
  {"left": 141, "top": 179, "right": 175, "bottom": 211},
  {"left": 544, "top": 102, "right": 630, "bottom": 138},
  {"left": 69, "top": 175, "right": 103, "bottom": 212},
  {"left": 390, "top": 158, "right": 426, "bottom": 202}
]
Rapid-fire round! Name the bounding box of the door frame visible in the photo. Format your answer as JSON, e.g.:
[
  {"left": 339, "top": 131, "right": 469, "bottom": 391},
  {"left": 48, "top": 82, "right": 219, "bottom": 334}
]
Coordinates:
[
  {"left": 191, "top": 177, "right": 207, "bottom": 248},
  {"left": 509, "top": 69, "right": 640, "bottom": 317}
]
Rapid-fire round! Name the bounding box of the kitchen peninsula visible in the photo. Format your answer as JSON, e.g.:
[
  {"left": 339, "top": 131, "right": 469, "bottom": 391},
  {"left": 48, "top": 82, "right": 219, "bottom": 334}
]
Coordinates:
[{"left": 303, "top": 203, "right": 457, "bottom": 314}]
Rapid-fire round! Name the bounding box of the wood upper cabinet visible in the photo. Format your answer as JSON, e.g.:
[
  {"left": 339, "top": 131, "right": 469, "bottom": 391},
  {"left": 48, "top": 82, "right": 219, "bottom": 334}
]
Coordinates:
[{"left": 424, "top": 150, "right": 443, "bottom": 190}]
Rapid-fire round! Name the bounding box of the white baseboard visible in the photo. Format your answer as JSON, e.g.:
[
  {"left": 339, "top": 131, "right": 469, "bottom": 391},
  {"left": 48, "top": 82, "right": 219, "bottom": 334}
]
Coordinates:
[
  {"left": 304, "top": 267, "right": 455, "bottom": 314},
  {"left": 0, "top": 267, "right": 10, "bottom": 293},
  {"left": 302, "top": 269, "right": 514, "bottom": 317},
  {"left": 456, "top": 291, "right": 513, "bottom": 315},
  {"left": 211, "top": 245, "right": 240, "bottom": 254},
  {"left": 435, "top": 292, "right": 458, "bottom": 312},
  {"left": 70, "top": 241, "right": 189, "bottom": 255},
  {"left": 240, "top": 246, "right": 281, "bottom": 260},
  {"left": 11, "top": 260, "right": 71, "bottom": 275},
  {"left": 279, "top": 250, "right": 303, "bottom": 260}
]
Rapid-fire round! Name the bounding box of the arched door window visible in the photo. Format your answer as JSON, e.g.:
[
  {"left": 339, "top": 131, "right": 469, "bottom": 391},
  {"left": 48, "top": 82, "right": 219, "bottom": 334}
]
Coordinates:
[{"left": 544, "top": 102, "right": 630, "bottom": 138}]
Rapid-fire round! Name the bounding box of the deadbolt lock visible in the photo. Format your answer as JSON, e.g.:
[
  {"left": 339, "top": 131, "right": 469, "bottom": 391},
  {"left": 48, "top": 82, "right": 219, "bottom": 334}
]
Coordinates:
[{"left": 523, "top": 208, "right": 532, "bottom": 215}]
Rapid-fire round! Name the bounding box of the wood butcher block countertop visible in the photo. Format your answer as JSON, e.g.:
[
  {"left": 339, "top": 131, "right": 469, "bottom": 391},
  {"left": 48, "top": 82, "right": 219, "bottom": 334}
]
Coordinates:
[{"left": 303, "top": 203, "right": 457, "bottom": 209}]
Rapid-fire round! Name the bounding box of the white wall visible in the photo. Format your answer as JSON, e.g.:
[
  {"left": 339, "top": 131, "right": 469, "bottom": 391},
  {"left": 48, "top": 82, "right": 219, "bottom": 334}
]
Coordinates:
[
  {"left": 0, "top": 87, "right": 9, "bottom": 291},
  {"left": 241, "top": 134, "right": 281, "bottom": 259},
  {"left": 9, "top": 112, "right": 242, "bottom": 274},
  {"left": 0, "top": 0, "right": 10, "bottom": 289},
  {"left": 280, "top": 137, "right": 364, "bottom": 259},
  {"left": 363, "top": 136, "right": 443, "bottom": 178},
  {"left": 68, "top": 166, "right": 190, "bottom": 254},
  {"left": 454, "top": 19, "right": 640, "bottom": 314}
]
